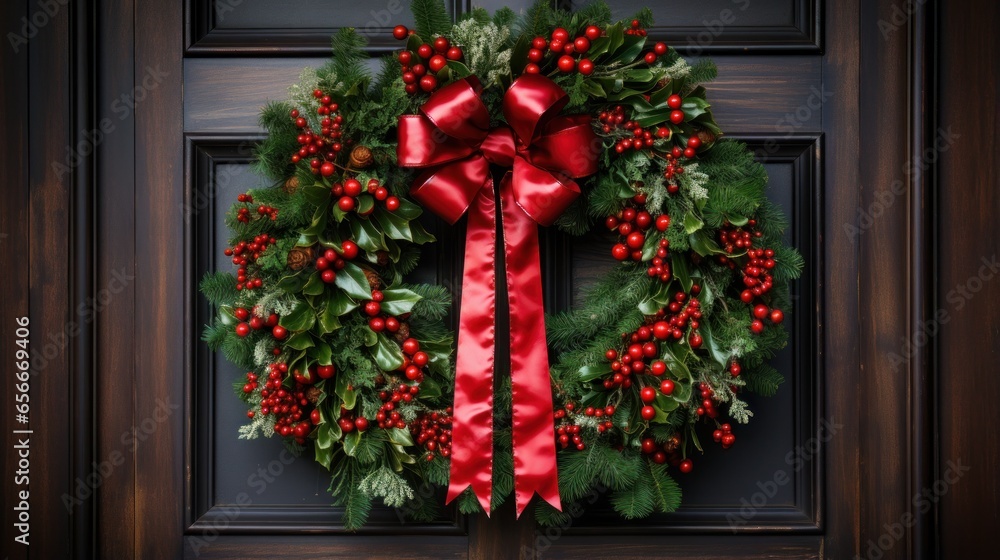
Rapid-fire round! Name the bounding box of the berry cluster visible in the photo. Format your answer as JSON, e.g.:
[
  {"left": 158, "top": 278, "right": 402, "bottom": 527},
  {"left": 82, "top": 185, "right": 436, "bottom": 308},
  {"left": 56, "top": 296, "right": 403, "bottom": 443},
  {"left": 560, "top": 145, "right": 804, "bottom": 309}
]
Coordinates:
[
  {"left": 712, "top": 422, "right": 736, "bottom": 449},
  {"left": 625, "top": 19, "right": 648, "bottom": 37},
  {"left": 235, "top": 193, "right": 279, "bottom": 223},
  {"left": 333, "top": 407, "right": 369, "bottom": 434},
  {"left": 332, "top": 177, "right": 400, "bottom": 214},
  {"left": 233, "top": 306, "right": 286, "bottom": 341},
  {"left": 599, "top": 106, "right": 664, "bottom": 153},
  {"left": 376, "top": 382, "right": 419, "bottom": 430},
  {"left": 553, "top": 403, "right": 585, "bottom": 450},
  {"left": 411, "top": 409, "right": 453, "bottom": 461},
  {"left": 640, "top": 432, "right": 693, "bottom": 473},
  {"left": 392, "top": 26, "right": 464, "bottom": 95},
  {"left": 255, "top": 363, "right": 313, "bottom": 444},
  {"left": 364, "top": 291, "right": 416, "bottom": 350},
  {"left": 650, "top": 288, "right": 703, "bottom": 347},
  {"left": 525, "top": 25, "right": 601, "bottom": 75},
  {"left": 224, "top": 234, "right": 277, "bottom": 292},
  {"left": 695, "top": 381, "right": 718, "bottom": 418},
  {"left": 315, "top": 244, "right": 350, "bottom": 284},
  {"left": 606, "top": 198, "right": 670, "bottom": 265},
  {"left": 289, "top": 89, "right": 345, "bottom": 168},
  {"left": 716, "top": 221, "right": 784, "bottom": 333},
  {"left": 581, "top": 404, "right": 617, "bottom": 433}
]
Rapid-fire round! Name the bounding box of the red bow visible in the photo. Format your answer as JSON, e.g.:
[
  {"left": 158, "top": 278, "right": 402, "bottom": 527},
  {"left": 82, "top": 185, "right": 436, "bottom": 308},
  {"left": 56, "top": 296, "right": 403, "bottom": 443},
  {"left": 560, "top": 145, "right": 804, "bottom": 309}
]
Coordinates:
[{"left": 397, "top": 74, "right": 598, "bottom": 516}]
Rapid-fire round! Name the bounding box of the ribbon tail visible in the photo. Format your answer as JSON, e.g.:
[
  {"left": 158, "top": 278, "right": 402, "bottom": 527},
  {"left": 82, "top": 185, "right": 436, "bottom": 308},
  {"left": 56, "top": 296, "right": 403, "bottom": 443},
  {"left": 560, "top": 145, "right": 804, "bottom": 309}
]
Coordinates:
[
  {"left": 445, "top": 182, "right": 497, "bottom": 515},
  {"left": 499, "top": 176, "right": 562, "bottom": 517}
]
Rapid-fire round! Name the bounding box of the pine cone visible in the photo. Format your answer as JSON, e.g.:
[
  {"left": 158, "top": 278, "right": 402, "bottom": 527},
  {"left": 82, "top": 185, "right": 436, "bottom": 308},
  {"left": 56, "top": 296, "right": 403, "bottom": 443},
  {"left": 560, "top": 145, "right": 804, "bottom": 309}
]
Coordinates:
[
  {"left": 348, "top": 145, "right": 373, "bottom": 169},
  {"left": 694, "top": 128, "right": 717, "bottom": 145},
  {"left": 376, "top": 250, "right": 390, "bottom": 266},
  {"left": 306, "top": 387, "right": 322, "bottom": 404},
  {"left": 283, "top": 176, "right": 299, "bottom": 194},
  {"left": 363, "top": 268, "right": 381, "bottom": 290},
  {"left": 286, "top": 246, "right": 314, "bottom": 271},
  {"left": 393, "top": 322, "right": 411, "bottom": 342},
  {"left": 657, "top": 77, "right": 671, "bottom": 89}
]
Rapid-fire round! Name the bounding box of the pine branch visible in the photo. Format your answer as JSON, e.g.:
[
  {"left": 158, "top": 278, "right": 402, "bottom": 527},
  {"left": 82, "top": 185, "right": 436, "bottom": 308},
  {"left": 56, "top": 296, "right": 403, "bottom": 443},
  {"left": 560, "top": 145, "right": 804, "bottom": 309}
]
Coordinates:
[
  {"left": 646, "top": 462, "right": 682, "bottom": 513},
  {"left": 411, "top": 0, "right": 452, "bottom": 39}
]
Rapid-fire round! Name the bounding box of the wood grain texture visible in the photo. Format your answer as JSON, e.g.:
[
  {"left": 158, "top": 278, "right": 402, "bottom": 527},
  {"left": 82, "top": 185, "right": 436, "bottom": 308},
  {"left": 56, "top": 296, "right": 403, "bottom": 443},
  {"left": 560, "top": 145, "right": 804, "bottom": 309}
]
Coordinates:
[
  {"left": 181, "top": 535, "right": 468, "bottom": 559},
  {"left": 937, "top": 0, "right": 998, "bottom": 557},
  {"left": 1, "top": 0, "right": 31, "bottom": 558},
  {"left": 856, "top": 0, "right": 916, "bottom": 558},
  {"left": 96, "top": 0, "right": 137, "bottom": 557},
  {"left": 182, "top": 57, "right": 821, "bottom": 133},
  {"left": 541, "top": 535, "right": 823, "bottom": 559},
  {"left": 134, "top": 0, "right": 186, "bottom": 558},
  {"left": 25, "top": 0, "right": 75, "bottom": 557}
]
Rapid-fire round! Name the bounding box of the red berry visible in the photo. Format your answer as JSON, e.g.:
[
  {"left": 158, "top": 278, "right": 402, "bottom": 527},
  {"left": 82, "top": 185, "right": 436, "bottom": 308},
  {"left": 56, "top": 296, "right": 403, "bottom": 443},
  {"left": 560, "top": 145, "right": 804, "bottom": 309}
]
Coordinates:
[
  {"left": 611, "top": 243, "right": 629, "bottom": 260},
  {"left": 626, "top": 231, "right": 645, "bottom": 250},
  {"left": 272, "top": 325, "right": 288, "bottom": 340},
  {"left": 750, "top": 319, "right": 765, "bottom": 334},
  {"left": 687, "top": 136, "right": 702, "bottom": 149},
  {"left": 428, "top": 55, "right": 447, "bottom": 73},
  {"left": 341, "top": 240, "right": 359, "bottom": 260},
  {"left": 364, "top": 301, "right": 381, "bottom": 316},
  {"left": 343, "top": 178, "right": 362, "bottom": 197},
  {"left": 574, "top": 37, "right": 590, "bottom": 53},
  {"left": 753, "top": 304, "right": 769, "bottom": 319},
  {"left": 551, "top": 28, "right": 569, "bottom": 42},
  {"left": 532, "top": 37, "right": 547, "bottom": 50},
  {"left": 654, "top": 42, "right": 667, "bottom": 55},
  {"left": 641, "top": 406, "right": 656, "bottom": 420},
  {"left": 524, "top": 63, "right": 540, "bottom": 74},
  {"left": 385, "top": 196, "right": 400, "bottom": 211},
  {"left": 656, "top": 214, "right": 671, "bottom": 231},
  {"left": 652, "top": 451, "right": 667, "bottom": 464},
  {"left": 433, "top": 36, "right": 449, "bottom": 52},
  {"left": 644, "top": 52, "right": 657, "bottom": 64},
  {"left": 398, "top": 51, "right": 412, "bottom": 65},
  {"left": 417, "top": 44, "right": 433, "bottom": 59},
  {"left": 338, "top": 196, "right": 355, "bottom": 212},
  {"left": 321, "top": 269, "right": 336, "bottom": 283},
  {"left": 234, "top": 307, "right": 249, "bottom": 321},
  {"left": 667, "top": 94, "right": 682, "bottom": 109},
  {"left": 641, "top": 387, "right": 656, "bottom": 403},
  {"left": 235, "top": 322, "right": 250, "bottom": 337},
  {"left": 770, "top": 309, "right": 784, "bottom": 324},
  {"left": 679, "top": 459, "right": 693, "bottom": 473},
  {"left": 527, "top": 48, "right": 544, "bottom": 62},
  {"left": 641, "top": 438, "right": 657, "bottom": 454},
  {"left": 411, "top": 351, "right": 429, "bottom": 367},
  {"left": 689, "top": 332, "right": 702, "bottom": 348},
  {"left": 740, "top": 290, "right": 754, "bottom": 303},
  {"left": 670, "top": 110, "right": 685, "bottom": 124},
  {"left": 660, "top": 379, "right": 674, "bottom": 395},
  {"left": 317, "top": 364, "right": 335, "bottom": 379},
  {"left": 578, "top": 59, "right": 594, "bottom": 75},
  {"left": 419, "top": 75, "right": 437, "bottom": 92},
  {"left": 446, "top": 47, "right": 463, "bottom": 61},
  {"left": 650, "top": 360, "right": 667, "bottom": 376},
  {"left": 605, "top": 349, "right": 618, "bottom": 361},
  {"left": 652, "top": 321, "right": 670, "bottom": 340},
  {"left": 320, "top": 162, "right": 335, "bottom": 177},
  {"left": 585, "top": 25, "right": 601, "bottom": 40},
  {"left": 557, "top": 55, "right": 576, "bottom": 73},
  {"left": 392, "top": 25, "right": 408, "bottom": 40},
  {"left": 402, "top": 338, "right": 420, "bottom": 355}
]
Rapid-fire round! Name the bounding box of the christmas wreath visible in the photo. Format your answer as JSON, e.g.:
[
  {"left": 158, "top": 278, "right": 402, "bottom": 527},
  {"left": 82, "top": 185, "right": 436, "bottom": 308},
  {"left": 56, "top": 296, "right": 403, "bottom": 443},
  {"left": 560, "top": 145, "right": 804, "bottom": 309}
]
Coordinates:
[{"left": 201, "top": 0, "right": 803, "bottom": 529}]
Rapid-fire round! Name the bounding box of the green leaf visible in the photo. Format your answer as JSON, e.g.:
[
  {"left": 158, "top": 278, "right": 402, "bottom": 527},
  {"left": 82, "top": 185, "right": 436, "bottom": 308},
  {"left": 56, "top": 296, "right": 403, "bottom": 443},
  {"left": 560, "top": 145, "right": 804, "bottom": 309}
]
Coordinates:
[
  {"left": 280, "top": 301, "right": 315, "bottom": 331},
  {"left": 671, "top": 254, "right": 692, "bottom": 292},
  {"left": 343, "top": 431, "right": 362, "bottom": 456},
  {"left": 317, "top": 299, "right": 342, "bottom": 334},
  {"left": 276, "top": 271, "right": 308, "bottom": 294},
  {"left": 699, "top": 322, "right": 731, "bottom": 367},
  {"left": 303, "top": 202, "right": 330, "bottom": 235},
  {"left": 285, "top": 331, "right": 315, "bottom": 350},
  {"left": 356, "top": 194, "right": 374, "bottom": 215},
  {"left": 579, "top": 364, "right": 611, "bottom": 382},
  {"left": 335, "top": 372, "right": 357, "bottom": 409},
  {"left": 302, "top": 184, "right": 331, "bottom": 206},
  {"left": 351, "top": 215, "right": 386, "bottom": 252},
  {"left": 372, "top": 332, "right": 404, "bottom": 371},
  {"left": 683, "top": 211, "right": 704, "bottom": 234},
  {"left": 393, "top": 197, "right": 423, "bottom": 221},
  {"left": 309, "top": 342, "right": 333, "bottom": 365},
  {"left": 302, "top": 271, "right": 326, "bottom": 296},
  {"left": 334, "top": 262, "right": 373, "bottom": 300},
  {"left": 688, "top": 231, "right": 724, "bottom": 257},
  {"left": 608, "top": 35, "right": 647, "bottom": 65},
  {"left": 380, "top": 288, "right": 421, "bottom": 316},
  {"left": 325, "top": 289, "right": 358, "bottom": 316}
]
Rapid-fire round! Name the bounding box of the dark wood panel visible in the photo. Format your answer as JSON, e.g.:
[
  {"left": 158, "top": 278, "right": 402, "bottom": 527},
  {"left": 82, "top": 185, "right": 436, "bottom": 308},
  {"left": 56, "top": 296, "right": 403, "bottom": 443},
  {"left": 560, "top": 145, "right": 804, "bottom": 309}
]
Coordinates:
[
  {"left": 1, "top": 0, "right": 33, "bottom": 558},
  {"left": 186, "top": 0, "right": 457, "bottom": 56},
  {"left": 938, "top": 1, "right": 998, "bottom": 557},
  {"left": 182, "top": 534, "right": 468, "bottom": 559},
  {"left": 541, "top": 534, "right": 822, "bottom": 558},
  {"left": 183, "top": 56, "right": 821, "bottom": 133},
  {"left": 134, "top": 0, "right": 187, "bottom": 558},
  {"left": 95, "top": 0, "right": 138, "bottom": 557},
  {"left": 817, "top": 0, "right": 861, "bottom": 557}
]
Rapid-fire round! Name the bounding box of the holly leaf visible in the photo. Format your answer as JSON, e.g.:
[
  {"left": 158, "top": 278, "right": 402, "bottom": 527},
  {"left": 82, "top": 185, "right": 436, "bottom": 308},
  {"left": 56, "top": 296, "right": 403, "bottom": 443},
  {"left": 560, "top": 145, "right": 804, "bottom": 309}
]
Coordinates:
[
  {"left": 670, "top": 254, "right": 692, "bottom": 292},
  {"left": 579, "top": 364, "right": 611, "bottom": 382},
  {"left": 276, "top": 271, "right": 308, "bottom": 294},
  {"left": 688, "top": 231, "right": 724, "bottom": 257},
  {"left": 334, "top": 263, "right": 372, "bottom": 300},
  {"left": 683, "top": 211, "right": 703, "bottom": 234},
  {"left": 343, "top": 431, "right": 362, "bottom": 456},
  {"left": 302, "top": 271, "right": 326, "bottom": 296},
  {"left": 351, "top": 215, "right": 386, "bottom": 252},
  {"left": 309, "top": 342, "right": 333, "bottom": 366},
  {"left": 372, "top": 332, "right": 404, "bottom": 371},
  {"left": 380, "top": 288, "right": 421, "bottom": 316},
  {"left": 326, "top": 289, "right": 359, "bottom": 316},
  {"left": 279, "top": 301, "right": 315, "bottom": 331},
  {"left": 317, "top": 299, "right": 342, "bottom": 334},
  {"left": 285, "top": 331, "right": 315, "bottom": 350},
  {"left": 336, "top": 372, "right": 357, "bottom": 409}
]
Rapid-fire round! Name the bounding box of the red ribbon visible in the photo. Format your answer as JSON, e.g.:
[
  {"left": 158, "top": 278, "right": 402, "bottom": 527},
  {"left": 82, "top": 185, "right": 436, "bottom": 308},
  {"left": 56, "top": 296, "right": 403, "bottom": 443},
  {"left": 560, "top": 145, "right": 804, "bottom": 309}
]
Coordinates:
[{"left": 397, "top": 75, "right": 598, "bottom": 516}]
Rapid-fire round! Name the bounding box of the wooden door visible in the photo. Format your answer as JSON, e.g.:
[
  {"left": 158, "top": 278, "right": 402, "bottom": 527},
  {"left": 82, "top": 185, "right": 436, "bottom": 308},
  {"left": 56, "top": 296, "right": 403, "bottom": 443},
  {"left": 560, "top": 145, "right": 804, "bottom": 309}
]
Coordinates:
[{"left": 11, "top": 0, "right": 996, "bottom": 558}]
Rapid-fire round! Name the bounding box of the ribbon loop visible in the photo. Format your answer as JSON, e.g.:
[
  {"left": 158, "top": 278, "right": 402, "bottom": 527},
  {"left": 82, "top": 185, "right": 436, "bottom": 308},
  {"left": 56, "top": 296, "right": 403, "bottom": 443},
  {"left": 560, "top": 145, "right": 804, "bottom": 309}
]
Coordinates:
[{"left": 397, "top": 75, "right": 598, "bottom": 517}]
